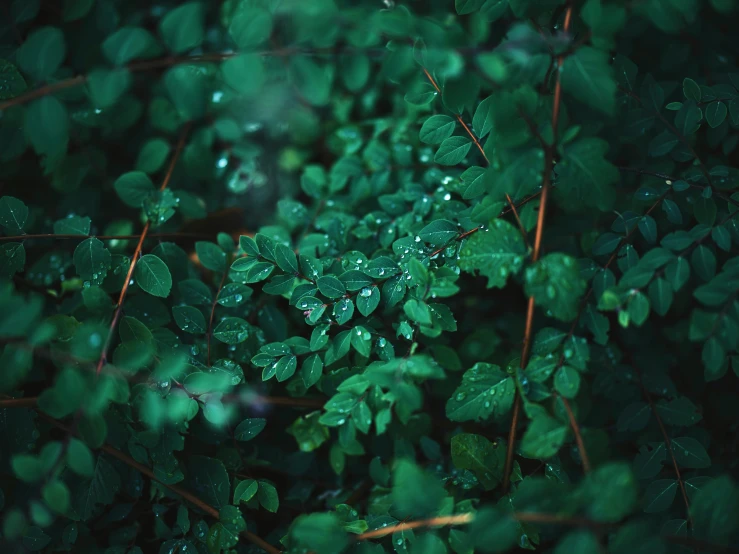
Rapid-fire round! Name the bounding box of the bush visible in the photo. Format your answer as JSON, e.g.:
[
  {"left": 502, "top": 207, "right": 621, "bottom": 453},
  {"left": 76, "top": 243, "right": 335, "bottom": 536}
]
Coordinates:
[{"left": 1, "top": 0, "right": 739, "bottom": 553}]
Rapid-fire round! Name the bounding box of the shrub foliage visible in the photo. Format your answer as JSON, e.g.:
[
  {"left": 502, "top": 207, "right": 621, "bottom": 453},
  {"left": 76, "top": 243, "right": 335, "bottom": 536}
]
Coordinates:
[{"left": 2, "top": 0, "right": 739, "bottom": 553}]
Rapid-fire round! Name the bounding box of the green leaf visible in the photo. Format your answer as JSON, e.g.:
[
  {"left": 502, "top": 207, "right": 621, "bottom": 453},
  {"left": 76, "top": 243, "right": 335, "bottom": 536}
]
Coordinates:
[
  {"left": 63, "top": 0, "right": 94, "bottom": 21},
  {"left": 0, "top": 196, "right": 29, "bottom": 234},
  {"left": 434, "top": 136, "right": 472, "bottom": 166},
  {"left": 691, "top": 476, "right": 739, "bottom": 545},
  {"left": 234, "top": 479, "right": 258, "bottom": 503},
  {"left": 561, "top": 47, "right": 616, "bottom": 115},
  {"left": 446, "top": 363, "right": 515, "bottom": 422},
  {"left": 53, "top": 216, "right": 90, "bottom": 236},
  {"left": 355, "top": 287, "right": 379, "bottom": 317},
  {"left": 172, "top": 306, "right": 206, "bottom": 334},
  {"left": 25, "top": 96, "right": 69, "bottom": 159},
  {"left": 456, "top": 0, "right": 485, "bottom": 14},
  {"left": 0, "top": 59, "right": 27, "bottom": 100},
  {"left": 221, "top": 54, "right": 265, "bottom": 97},
  {"left": 554, "top": 138, "right": 618, "bottom": 211},
  {"left": 213, "top": 317, "right": 249, "bottom": 344},
  {"left": 554, "top": 366, "right": 581, "bottom": 399},
  {"left": 87, "top": 68, "right": 131, "bottom": 109},
  {"left": 195, "top": 241, "right": 226, "bottom": 273},
  {"left": 66, "top": 438, "right": 94, "bottom": 477},
  {"left": 0, "top": 242, "right": 26, "bottom": 277},
  {"left": 472, "top": 95, "right": 495, "bottom": 138},
  {"left": 525, "top": 253, "right": 586, "bottom": 322},
  {"left": 234, "top": 418, "right": 266, "bottom": 441},
  {"left": 159, "top": 2, "right": 204, "bottom": 53},
  {"left": 275, "top": 244, "right": 299, "bottom": 274},
  {"left": 682, "top": 77, "right": 701, "bottom": 101},
  {"left": 164, "top": 65, "right": 207, "bottom": 121},
  {"left": 135, "top": 139, "right": 171, "bottom": 174},
  {"left": 42, "top": 480, "right": 70, "bottom": 513},
  {"left": 289, "top": 57, "right": 333, "bottom": 107},
  {"left": 520, "top": 415, "right": 568, "bottom": 459},
  {"left": 451, "top": 433, "right": 502, "bottom": 490},
  {"left": 317, "top": 276, "right": 346, "bottom": 299},
  {"left": 69, "top": 455, "right": 120, "bottom": 520},
  {"left": 135, "top": 254, "right": 173, "bottom": 298},
  {"left": 229, "top": 7, "right": 272, "bottom": 48},
  {"left": 290, "top": 513, "right": 350, "bottom": 554},
  {"left": 671, "top": 437, "right": 711, "bottom": 468},
  {"left": 73, "top": 238, "right": 111, "bottom": 286},
  {"left": 16, "top": 27, "right": 65, "bottom": 81},
  {"left": 22, "top": 526, "right": 51, "bottom": 551},
  {"left": 257, "top": 481, "right": 279, "bottom": 512},
  {"left": 114, "top": 172, "right": 156, "bottom": 208},
  {"left": 419, "top": 115, "right": 456, "bottom": 145},
  {"left": 643, "top": 479, "right": 677, "bottom": 513},
  {"left": 188, "top": 456, "right": 229, "bottom": 510},
  {"left": 458, "top": 219, "right": 526, "bottom": 288},
  {"left": 392, "top": 460, "right": 445, "bottom": 517},
  {"left": 705, "top": 101, "right": 727, "bottom": 128},
  {"left": 419, "top": 219, "right": 458, "bottom": 245},
  {"left": 274, "top": 355, "right": 298, "bottom": 382},
  {"left": 102, "top": 27, "right": 157, "bottom": 66},
  {"left": 583, "top": 462, "right": 637, "bottom": 522}
]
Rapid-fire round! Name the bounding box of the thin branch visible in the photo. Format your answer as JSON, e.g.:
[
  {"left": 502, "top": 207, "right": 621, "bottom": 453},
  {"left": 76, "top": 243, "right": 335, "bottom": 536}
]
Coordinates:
[
  {"left": 357, "top": 513, "right": 473, "bottom": 540},
  {"left": 0, "top": 75, "right": 87, "bottom": 111},
  {"left": 421, "top": 68, "right": 489, "bottom": 164},
  {"left": 0, "top": 396, "right": 37, "bottom": 409},
  {"left": 620, "top": 348, "right": 693, "bottom": 529},
  {"left": 39, "top": 414, "right": 280, "bottom": 554},
  {"left": 505, "top": 193, "right": 531, "bottom": 249},
  {"left": 0, "top": 232, "right": 214, "bottom": 243},
  {"left": 95, "top": 123, "right": 191, "bottom": 376},
  {"left": 0, "top": 46, "right": 496, "bottom": 112},
  {"left": 0, "top": 393, "right": 324, "bottom": 411},
  {"left": 558, "top": 394, "right": 592, "bottom": 473},
  {"left": 503, "top": 5, "right": 576, "bottom": 493}
]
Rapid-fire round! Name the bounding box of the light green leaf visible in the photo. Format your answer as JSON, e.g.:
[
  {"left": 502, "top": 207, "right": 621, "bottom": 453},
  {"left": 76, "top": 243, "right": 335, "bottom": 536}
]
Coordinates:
[
  {"left": 420, "top": 115, "right": 456, "bottom": 145},
  {"left": 458, "top": 219, "right": 526, "bottom": 288},
  {"left": 16, "top": 27, "right": 65, "bottom": 81},
  {"left": 446, "top": 363, "right": 515, "bottom": 422},
  {"left": 525, "top": 253, "right": 586, "bottom": 322},
  {"left": 434, "top": 136, "right": 472, "bottom": 166},
  {"left": 234, "top": 418, "right": 266, "bottom": 441},
  {"left": 0, "top": 196, "right": 29, "bottom": 234},
  {"left": 73, "top": 238, "right": 111, "bottom": 285},
  {"left": 561, "top": 47, "right": 616, "bottom": 115},
  {"left": 135, "top": 254, "right": 173, "bottom": 298},
  {"left": 213, "top": 317, "right": 249, "bottom": 344},
  {"left": 159, "top": 2, "right": 204, "bottom": 53}
]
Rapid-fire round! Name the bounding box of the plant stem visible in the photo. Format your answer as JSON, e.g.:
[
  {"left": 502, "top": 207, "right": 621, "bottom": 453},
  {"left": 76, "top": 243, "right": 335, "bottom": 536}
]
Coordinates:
[
  {"left": 39, "top": 414, "right": 281, "bottom": 554},
  {"left": 94, "top": 123, "right": 191, "bottom": 375},
  {"left": 503, "top": 4, "right": 580, "bottom": 493}
]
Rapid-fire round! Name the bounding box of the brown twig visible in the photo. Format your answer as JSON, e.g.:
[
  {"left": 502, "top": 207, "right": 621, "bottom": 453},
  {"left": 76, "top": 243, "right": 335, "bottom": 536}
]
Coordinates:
[
  {"left": 39, "top": 414, "right": 280, "bottom": 554},
  {"left": 94, "top": 124, "right": 191, "bottom": 376},
  {"left": 505, "top": 193, "right": 531, "bottom": 249},
  {"left": 503, "top": 5, "right": 576, "bottom": 493},
  {"left": 0, "top": 396, "right": 37, "bottom": 409},
  {"left": 421, "top": 68, "right": 489, "bottom": 164},
  {"left": 618, "top": 345, "right": 693, "bottom": 529},
  {"left": 0, "top": 232, "right": 214, "bottom": 243},
  {"left": 557, "top": 393, "right": 592, "bottom": 473},
  {"left": 357, "top": 513, "right": 473, "bottom": 540}
]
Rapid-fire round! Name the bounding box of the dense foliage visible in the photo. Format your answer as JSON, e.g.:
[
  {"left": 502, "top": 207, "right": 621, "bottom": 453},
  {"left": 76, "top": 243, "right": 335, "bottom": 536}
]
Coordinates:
[{"left": 2, "top": 0, "right": 739, "bottom": 552}]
